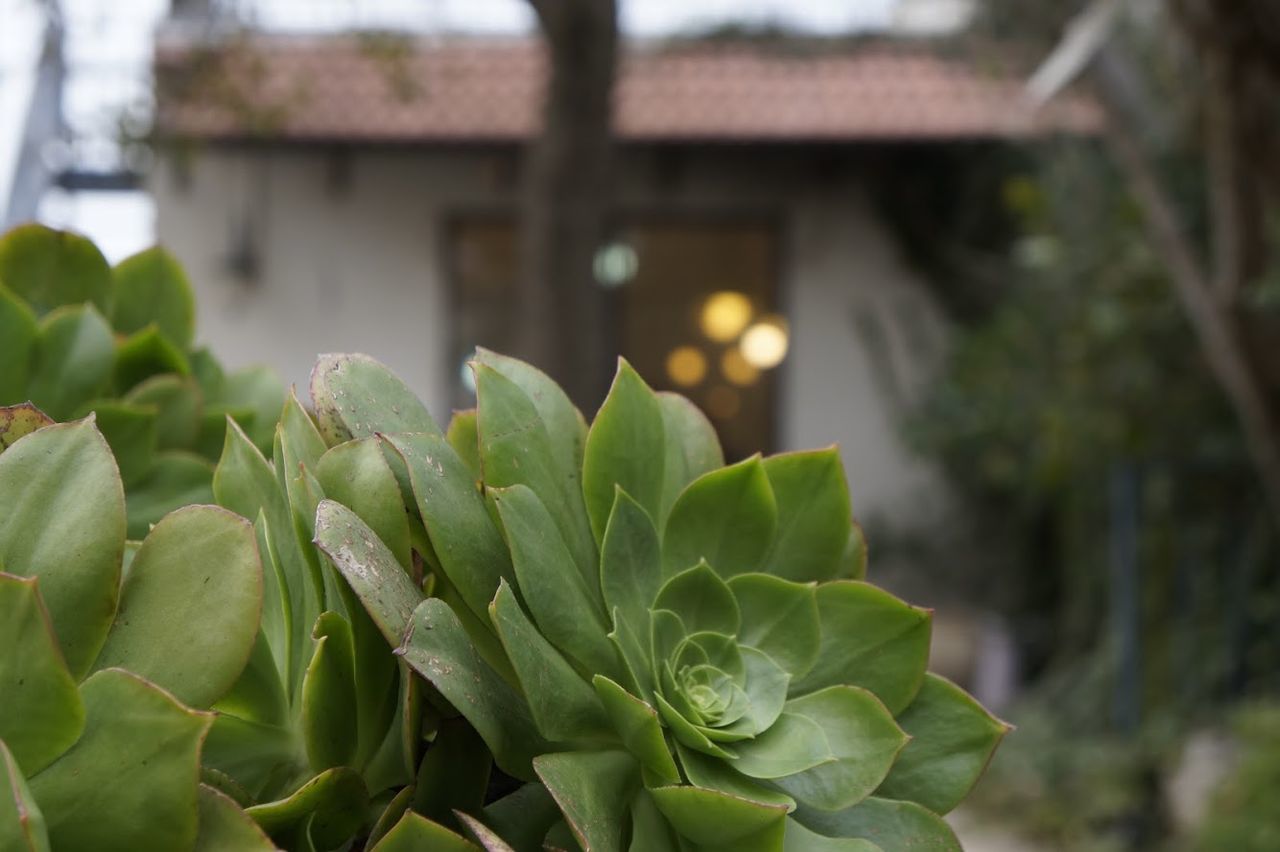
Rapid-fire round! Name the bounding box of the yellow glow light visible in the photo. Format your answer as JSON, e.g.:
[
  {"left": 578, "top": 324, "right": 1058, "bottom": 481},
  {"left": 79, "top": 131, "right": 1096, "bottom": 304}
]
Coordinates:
[
  {"left": 740, "top": 317, "right": 789, "bottom": 369},
  {"left": 666, "top": 345, "right": 708, "bottom": 387},
  {"left": 720, "top": 348, "right": 760, "bottom": 387},
  {"left": 699, "top": 291, "right": 753, "bottom": 343}
]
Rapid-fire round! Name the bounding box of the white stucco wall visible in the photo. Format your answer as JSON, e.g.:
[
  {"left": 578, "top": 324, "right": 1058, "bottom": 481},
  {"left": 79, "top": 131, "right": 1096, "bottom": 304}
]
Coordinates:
[{"left": 152, "top": 145, "right": 950, "bottom": 524}]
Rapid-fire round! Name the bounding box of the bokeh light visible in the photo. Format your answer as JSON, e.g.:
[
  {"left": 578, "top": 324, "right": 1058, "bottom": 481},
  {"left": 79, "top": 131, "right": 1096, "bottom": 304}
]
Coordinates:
[
  {"left": 665, "top": 345, "right": 707, "bottom": 387},
  {"left": 721, "top": 347, "right": 760, "bottom": 386},
  {"left": 740, "top": 316, "right": 789, "bottom": 368},
  {"left": 699, "top": 291, "right": 753, "bottom": 342}
]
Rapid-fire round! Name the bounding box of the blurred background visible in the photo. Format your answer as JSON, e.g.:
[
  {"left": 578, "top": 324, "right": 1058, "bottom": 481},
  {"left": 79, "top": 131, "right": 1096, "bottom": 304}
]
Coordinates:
[{"left": 4, "top": 0, "right": 1280, "bottom": 847}]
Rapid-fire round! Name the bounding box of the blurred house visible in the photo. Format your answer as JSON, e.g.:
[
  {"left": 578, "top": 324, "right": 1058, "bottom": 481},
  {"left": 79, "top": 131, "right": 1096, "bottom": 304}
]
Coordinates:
[{"left": 151, "top": 34, "right": 1098, "bottom": 527}]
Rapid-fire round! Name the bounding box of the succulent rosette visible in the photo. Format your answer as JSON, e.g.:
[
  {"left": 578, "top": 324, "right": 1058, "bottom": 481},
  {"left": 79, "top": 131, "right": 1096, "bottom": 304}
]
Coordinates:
[{"left": 313, "top": 351, "right": 1009, "bottom": 851}]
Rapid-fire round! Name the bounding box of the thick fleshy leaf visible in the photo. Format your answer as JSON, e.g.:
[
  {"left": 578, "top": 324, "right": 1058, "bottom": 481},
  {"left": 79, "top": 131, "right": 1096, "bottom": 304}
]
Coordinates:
[
  {"left": 111, "top": 246, "right": 196, "bottom": 349},
  {"left": 675, "top": 744, "right": 796, "bottom": 811},
  {"left": 0, "top": 403, "right": 51, "bottom": 452},
  {"left": 365, "top": 785, "right": 414, "bottom": 850},
  {"left": 446, "top": 408, "right": 481, "bottom": 475},
  {"left": 413, "top": 717, "right": 490, "bottom": 827},
  {"left": 201, "top": 712, "right": 298, "bottom": 803},
  {"left": 218, "top": 366, "right": 285, "bottom": 452},
  {"left": 0, "top": 738, "right": 50, "bottom": 852},
  {"left": 649, "top": 785, "right": 788, "bottom": 846},
  {"left": 30, "top": 668, "right": 213, "bottom": 852},
  {"left": 534, "top": 750, "right": 638, "bottom": 852},
  {"left": 769, "top": 687, "right": 908, "bottom": 812},
  {"left": 490, "top": 582, "right": 611, "bottom": 742},
  {"left": 473, "top": 347, "right": 587, "bottom": 488},
  {"left": 783, "top": 818, "right": 880, "bottom": 851},
  {"left": 480, "top": 784, "right": 562, "bottom": 852},
  {"left": 194, "top": 784, "right": 278, "bottom": 852},
  {"left": 729, "top": 574, "right": 819, "bottom": 678},
  {"left": 81, "top": 399, "right": 158, "bottom": 486},
  {"left": 93, "top": 505, "right": 262, "bottom": 709},
  {"left": 245, "top": 766, "right": 368, "bottom": 851},
  {"left": 112, "top": 325, "right": 190, "bottom": 390},
  {"left": 656, "top": 392, "right": 723, "bottom": 522},
  {"left": 385, "top": 432, "right": 512, "bottom": 621},
  {"left": 313, "top": 499, "right": 424, "bottom": 647},
  {"left": 301, "top": 611, "right": 358, "bottom": 771},
  {"left": 662, "top": 456, "right": 777, "bottom": 579},
  {"left": 653, "top": 561, "right": 740, "bottom": 637},
  {"left": 213, "top": 628, "right": 289, "bottom": 729},
  {"left": 629, "top": 789, "right": 680, "bottom": 851},
  {"left": 457, "top": 811, "right": 520, "bottom": 852},
  {"left": 27, "top": 305, "right": 114, "bottom": 419},
  {"left": 310, "top": 353, "right": 439, "bottom": 445},
  {"left": 715, "top": 647, "right": 790, "bottom": 740},
  {"left": 0, "top": 224, "right": 112, "bottom": 316},
  {"left": 841, "top": 525, "right": 868, "bottom": 581},
  {"left": 583, "top": 359, "right": 666, "bottom": 545},
  {"left": 372, "top": 811, "right": 481, "bottom": 852},
  {"left": 789, "top": 582, "right": 931, "bottom": 715},
  {"left": 600, "top": 488, "right": 662, "bottom": 650},
  {"left": 732, "top": 712, "right": 838, "bottom": 780},
  {"left": 653, "top": 692, "right": 736, "bottom": 760},
  {"left": 0, "top": 285, "right": 38, "bottom": 401},
  {"left": 0, "top": 574, "right": 84, "bottom": 775},
  {"left": 400, "top": 599, "right": 547, "bottom": 779},
  {"left": 795, "top": 798, "right": 960, "bottom": 851},
  {"left": 316, "top": 438, "right": 412, "bottom": 571},
  {"left": 474, "top": 363, "right": 597, "bottom": 590},
  {"left": 760, "top": 450, "right": 853, "bottom": 583},
  {"left": 491, "top": 485, "right": 615, "bottom": 675},
  {"left": 125, "top": 450, "right": 216, "bottom": 538},
  {"left": 592, "top": 675, "right": 680, "bottom": 784},
  {"left": 0, "top": 417, "right": 124, "bottom": 679},
  {"left": 875, "top": 673, "right": 1009, "bottom": 814}
]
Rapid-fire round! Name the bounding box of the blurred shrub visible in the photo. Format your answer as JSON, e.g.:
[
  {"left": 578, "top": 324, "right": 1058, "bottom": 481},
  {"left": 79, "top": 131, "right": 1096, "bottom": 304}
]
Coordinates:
[{"left": 1194, "top": 704, "right": 1280, "bottom": 851}]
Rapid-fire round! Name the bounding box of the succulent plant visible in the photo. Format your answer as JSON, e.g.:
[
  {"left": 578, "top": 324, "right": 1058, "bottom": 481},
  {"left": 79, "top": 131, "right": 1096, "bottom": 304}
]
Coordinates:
[
  {"left": 0, "top": 408, "right": 268, "bottom": 851},
  {"left": 0, "top": 224, "right": 284, "bottom": 537},
  {"left": 312, "top": 351, "right": 1010, "bottom": 850}
]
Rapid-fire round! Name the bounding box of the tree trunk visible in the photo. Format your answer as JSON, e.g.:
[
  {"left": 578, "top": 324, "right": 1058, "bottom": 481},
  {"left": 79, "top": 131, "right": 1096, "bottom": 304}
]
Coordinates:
[{"left": 519, "top": 0, "right": 619, "bottom": 409}]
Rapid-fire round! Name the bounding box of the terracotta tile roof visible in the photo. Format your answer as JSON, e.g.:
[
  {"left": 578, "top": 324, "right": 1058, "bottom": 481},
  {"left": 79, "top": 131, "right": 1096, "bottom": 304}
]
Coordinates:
[{"left": 155, "top": 35, "right": 1103, "bottom": 143}]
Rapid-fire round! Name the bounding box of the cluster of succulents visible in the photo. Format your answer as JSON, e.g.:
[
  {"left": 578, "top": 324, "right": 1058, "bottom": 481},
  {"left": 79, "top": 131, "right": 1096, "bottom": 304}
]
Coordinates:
[
  {"left": 0, "top": 228, "right": 1006, "bottom": 851},
  {"left": 0, "top": 224, "right": 283, "bottom": 537}
]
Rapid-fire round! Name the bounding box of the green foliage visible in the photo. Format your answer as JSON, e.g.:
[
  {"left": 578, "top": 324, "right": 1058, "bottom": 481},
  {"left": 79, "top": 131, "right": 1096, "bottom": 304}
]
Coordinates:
[
  {"left": 0, "top": 224, "right": 284, "bottom": 537},
  {"left": 0, "top": 414, "right": 264, "bottom": 851},
  {"left": 314, "top": 351, "right": 1009, "bottom": 850},
  {"left": 1195, "top": 704, "right": 1280, "bottom": 851}
]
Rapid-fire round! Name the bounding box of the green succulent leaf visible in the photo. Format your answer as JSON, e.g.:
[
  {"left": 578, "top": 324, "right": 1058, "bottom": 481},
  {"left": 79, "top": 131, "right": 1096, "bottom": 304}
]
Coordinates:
[
  {"left": 656, "top": 392, "right": 724, "bottom": 522},
  {"left": 534, "top": 750, "right": 639, "bottom": 852},
  {"left": 365, "top": 784, "right": 415, "bottom": 850},
  {"left": 628, "top": 788, "right": 680, "bottom": 851},
  {"left": 400, "top": 598, "right": 548, "bottom": 779},
  {"left": 875, "top": 673, "right": 1010, "bottom": 814},
  {"left": 456, "top": 811, "right": 520, "bottom": 852},
  {"left": 768, "top": 687, "right": 908, "bottom": 812},
  {"left": 491, "top": 581, "right": 611, "bottom": 743},
  {"left": 213, "top": 627, "right": 289, "bottom": 729},
  {"left": 29, "top": 668, "right": 213, "bottom": 852},
  {"left": 371, "top": 811, "right": 481, "bottom": 852},
  {"left": 0, "top": 286, "right": 38, "bottom": 401},
  {"left": 728, "top": 574, "right": 819, "bottom": 679},
  {"left": 649, "top": 784, "right": 789, "bottom": 846},
  {"left": 760, "top": 449, "right": 854, "bottom": 583},
  {"left": 446, "top": 408, "right": 481, "bottom": 476},
  {"left": 111, "top": 246, "right": 196, "bottom": 349},
  {"left": 313, "top": 499, "right": 424, "bottom": 647},
  {"left": 0, "top": 224, "right": 112, "bottom": 317},
  {"left": 600, "top": 489, "right": 662, "bottom": 643},
  {"left": 413, "top": 717, "right": 490, "bottom": 828},
  {"left": 79, "top": 399, "right": 158, "bottom": 487},
  {"left": 653, "top": 561, "right": 740, "bottom": 637},
  {"left": 301, "top": 611, "right": 358, "bottom": 771},
  {"left": 245, "top": 766, "right": 368, "bottom": 851},
  {"left": 732, "top": 711, "right": 839, "bottom": 780},
  {"left": 194, "top": 784, "right": 278, "bottom": 852},
  {"left": 385, "top": 432, "right": 513, "bottom": 622},
  {"left": 675, "top": 744, "right": 796, "bottom": 811},
  {"left": 27, "top": 305, "right": 114, "bottom": 419},
  {"left": 474, "top": 363, "right": 598, "bottom": 590},
  {"left": 782, "top": 818, "right": 881, "bottom": 851},
  {"left": 790, "top": 582, "right": 931, "bottom": 715},
  {"left": 125, "top": 450, "right": 216, "bottom": 538},
  {"left": 473, "top": 347, "right": 587, "bottom": 489},
  {"left": 112, "top": 325, "right": 191, "bottom": 390},
  {"left": 0, "top": 417, "right": 124, "bottom": 679},
  {"left": 492, "top": 485, "right": 616, "bottom": 676},
  {"left": 583, "top": 359, "right": 666, "bottom": 545},
  {"left": 125, "top": 375, "right": 203, "bottom": 452},
  {"left": 317, "top": 438, "right": 412, "bottom": 571},
  {"left": 0, "top": 738, "right": 50, "bottom": 852},
  {"left": 0, "top": 574, "right": 84, "bottom": 776},
  {"left": 479, "top": 783, "right": 563, "bottom": 852},
  {"left": 653, "top": 691, "right": 736, "bottom": 760},
  {"left": 218, "top": 366, "right": 286, "bottom": 453},
  {"left": 592, "top": 675, "right": 680, "bottom": 785},
  {"left": 841, "top": 525, "right": 868, "bottom": 581},
  {"left": 794, "top": 797, "right": 960, "bottom": 851},
  {"left": 662, "top": 456, "right": 777, "bottom": 579},
  {"left": 93, "top": 505, "right": 262, "bottom": 709},
  {"left": 310, "top": 353, "right": 439, "bottom": 445}
]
